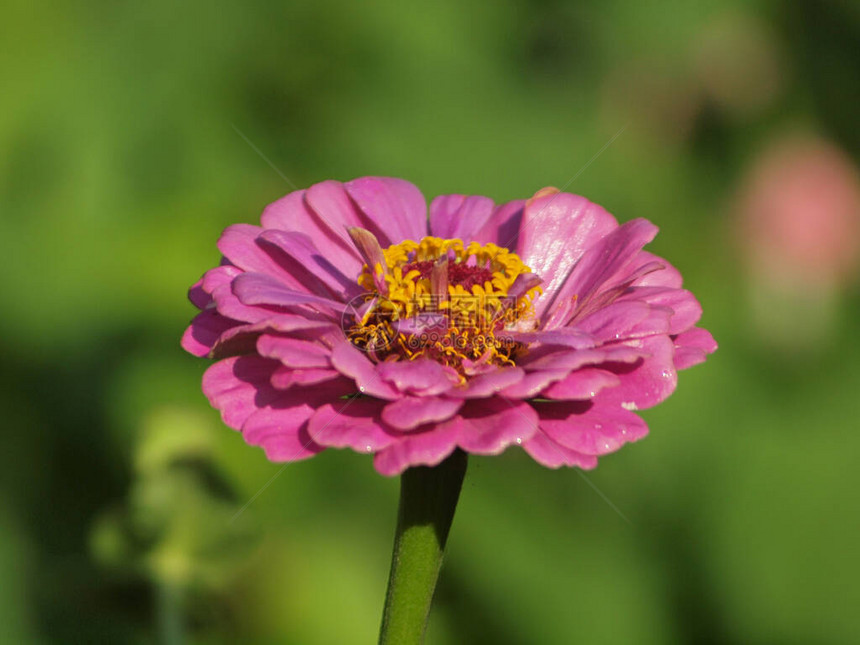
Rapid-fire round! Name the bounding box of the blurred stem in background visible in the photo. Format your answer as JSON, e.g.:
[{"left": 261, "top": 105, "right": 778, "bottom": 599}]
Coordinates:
[
  {"left": 157, "top": 581, "right": 185, "bottom": 645},
  {"left": 90, "top": 407, "right": 259, "bottom": 643},
  {"left": 379, "top": 450, "right": 468, "bottom": 644}
]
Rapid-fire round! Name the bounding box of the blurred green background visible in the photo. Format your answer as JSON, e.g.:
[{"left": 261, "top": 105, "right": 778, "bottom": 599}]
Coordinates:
[{"left": 3, "top": 0, "right": 860, "bottom": 643}]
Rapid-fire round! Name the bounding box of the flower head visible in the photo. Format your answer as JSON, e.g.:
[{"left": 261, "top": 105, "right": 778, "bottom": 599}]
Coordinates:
[{"left": 182, "top": 177, "right": 716, "bottom": 475}]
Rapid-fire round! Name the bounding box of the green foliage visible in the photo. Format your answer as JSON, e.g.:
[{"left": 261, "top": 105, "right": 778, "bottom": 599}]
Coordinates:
[{"left": 2, "top": 0, "right": 860, "bottom": 642}]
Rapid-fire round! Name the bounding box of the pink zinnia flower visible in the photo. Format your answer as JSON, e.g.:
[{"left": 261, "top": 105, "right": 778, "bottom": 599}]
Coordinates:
[{"left": 182, "top": 177, "right": 716, "bottom": 476}]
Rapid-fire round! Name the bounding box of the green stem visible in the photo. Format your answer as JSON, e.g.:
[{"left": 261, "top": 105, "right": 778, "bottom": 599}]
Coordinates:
[
  {"left": 157, "top": 581, "right": 185, "bottom": 645},
  {"left": 378, "top": 450, "right": 468, "bottom": 645}
]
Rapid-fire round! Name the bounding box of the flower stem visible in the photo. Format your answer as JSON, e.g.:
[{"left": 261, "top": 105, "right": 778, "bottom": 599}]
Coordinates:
[
  {"left": 378, "top": 450, "right": 468, "bottom": 645},
  {"left": 156, "top": 581, "right": 185, "bottom": 645}
]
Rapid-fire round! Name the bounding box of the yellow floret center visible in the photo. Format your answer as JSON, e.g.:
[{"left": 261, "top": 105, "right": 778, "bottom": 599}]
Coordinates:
[{"left": 348, "top": 237, "right": 541, "bottom": 373}]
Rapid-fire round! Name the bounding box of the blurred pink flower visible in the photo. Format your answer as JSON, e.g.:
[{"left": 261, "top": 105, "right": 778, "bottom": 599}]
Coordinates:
[
  {"left": 738, "top": 136, "right": 860, "bottom": 288},
  {"left": 183, "top": 178, "right": 715, "bottom": 476}
]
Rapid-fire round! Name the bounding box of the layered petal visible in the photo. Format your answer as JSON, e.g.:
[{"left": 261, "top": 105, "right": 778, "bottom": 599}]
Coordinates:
[
  {"left": 673, "top": 327, "right": 718, "bottom": 370},
  {"left": 308, "top": 397, "right": 399, "bottom": 453},
  {"left": 522, "top": 431, "right": 598, "bottom": 469},
  {"left": 344, "top": 177, "right": 428, "bottom": 245},
  {"left": 202, "top": 355, "right": 283, "bottom": 430},
  {"left": 181, "top": 308, "right": 243, "bottom": 357},
  {"left": 541, "top": 368, "right": 621, "bottom": 400},
  {"left": 429, "top": 194, "right": 495, "bottom": 241},
  {"left": 373, "top": 422, "right": 461, "bottom": 476},
  {"left": 534, "top": 400, "right": 648, "bottom": 456},
  {"left": 257, "top": 334, "right": 332, "bottom": 368},
  {"left": 241, "top": 378, "right": 355, "bottom": 462},
  {"left": 232, "top": 272, "right": 348, "bottom": 317},
  {"left": 517, "top": 192, "right": 618, "bottom": 318},
  {"left": 382, "top": 396, "right": 464, "bottom": 431},
  {"left": 258, "top": 229, "right": 362, "bottom": 299},
  {"left": 329, "top": 341, "right": 400, "bottom": 400},
  {"left": 542, "top": 218, "right": 658, "bottom": 328},
  {"left": 473, "top": 199, "right": 525, "bottom": 247},
  {"left": 376, "top": 359, "right": 456, "bottom": 396},
  {"left": 260, "top": 186, "right": 363, "bottom": 278},
  {"left": 453, "top": 398, "right": 539, "bottom": 454},
  {"left": 597, "top": 335, "right": 678, "bottom": 410}
]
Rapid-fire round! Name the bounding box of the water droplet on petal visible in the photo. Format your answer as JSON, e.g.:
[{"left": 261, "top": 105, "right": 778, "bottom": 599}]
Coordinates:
[
  {"left": 365, "top": 444, "right": 373, "bottom": 452},
  {"left": 621, "top": 401, "right": 638, "bottom": 411},
  {"left": 359, "top": 385, "right": 366, "bottom": 392},
  {"left": 661, "top": 370, "right": 672, "bottom": 379},
  {"left": 516, "top": 437, "right": 522, "bottom": 445},
  {"left": 621, "top": 428, "right": 628, "bottom": 436},
  {"left": 595, "top": 423, "right": 603, "bottom": 430},
  {"left": 603, "top": 442, "right": 611, "bottom": 450}
]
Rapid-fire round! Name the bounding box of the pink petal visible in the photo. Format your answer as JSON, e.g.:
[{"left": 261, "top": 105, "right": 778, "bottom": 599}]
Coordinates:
[
  {"left": 673, "top": 327, "right": 718, "bottom": 370},
  {"left": 304, "top": 180, "right": 366, "bottom": 229},
  {"left": 544, "top": 218, "right": 658, "bottom": 327},
  {"left": 209, "top": 273, "right": 336, "bottom": 328},
  {"left": 517, "top": 192, "right": 619, "bottom": 318},
  {"left": 498, "top": 370, "right": 569, "bottom": 399},
  {"left": 577, "top": 301, "right": 652, "bottom": 341},
  {"left": 258, "top": 229, "right": 362, "bottom": 299},
  {"left": 202, "top": 264, "right": 243, "bottom": 294},
  {"left": 548, "top": 259, "right": 666, "bottom": 331},
  {"left": 631, "top": 251, "right": 683, "bottom": 288},
  {"left": 373, "top": 423, "right": 460, "bottom": 476},
  {"left": 217, "top": 226, "right": 351, "bottom": 305},
  {"left": 577, "top": 301, "right": 672, "bottom": 343},
  {"left": 522, "top": 431, "right": 598, "bottom": 469},
  {"left": 270, "top": 366, "right": 341, "bottom": 389},
  {"left": 429, "top": 194, "right": 496, "bottom": 241},
  {"left": 210, "top": 318, "right": 335, "bottom": 359},
  {"left": 188, "top": 278, "right": 210, "bottom": 309},
  {"left": 308, "top": 398, "right": 399, "bottom": 452},
  {"left": 217, "top": 224, "right": 309, "bottom": 293},
  {"left": 344, "top": 177, "right": 428, "bottom": 246},
  {"left": 232, "top": 272, "right": 347, "bottom": 316},
  {"left": 376, "top": 359, "right": 455, "bottom": 396},
  {"left": 202, "top": 356, "right": 281, "bottom": 430},
  {"left": 619, "top": 286, "right": 703, "bottom": 335},
  {"left": 447, "top": 367, "right": 526, "bottom": 399},
  {"left": 304, "top": 180, "right": 390, "bottom": 275},
  {"left": 181, "top": 309, "right": 242, "bottom": 357},
  {"left": 453, "top": 398, "right": 539, "bottom": 455},
  {"left": 506, "top": 328, "right": 596, "bottom": 350},
  {"left": 508, "top": 272, "right": 543, "bottom": 299},
  {"left": 473, "top": 199, "right": 525, "bottom": 247},
  {"left": 519, "top": 345, "right": 644, "bottom": 372},
  {"left": 251, "top": 432, "right": 323, "bottom": 463},
  {"left": 382, "top": 396, "right": 464, "bottom": 431},
  {"left": 260, "top": 186, "right": 363, "bottom": 278},
  {"left": 257, "top": 334, "right": 331, "bottom": 368},
  {"left": 598, "top": 335, "right": 677, "bottom": 410},
  {"left": 541, "top": 368, "right": 621, "bottom": 400},
  {"left": 347, "top": 227, "right": 387, "bottom": 275},
  {"left": 209, "top": 325, "right": 263, "bottom": 359},
  {"left": 535, "top": 400, "right": 648, "bottom": 456},
  {"left": 242, "top": 406, "right": 322, "bottom": 461},
  {"left": 329, "top": 341, "right": 400, "bottom": 400}
]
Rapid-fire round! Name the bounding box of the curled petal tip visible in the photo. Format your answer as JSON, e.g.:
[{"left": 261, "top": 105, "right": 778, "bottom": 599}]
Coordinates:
[
  {"left": 508, "top": 272, "right": 543, "bottom": 298},
  {"left": 348, "top": 226, "right": 388, "bottom": 292},
  {"left": 527, "top": 186, "right": 561, "bottom": 206},
  {"left": 431, "top": 257, "right": 449, "bottom": 298}
]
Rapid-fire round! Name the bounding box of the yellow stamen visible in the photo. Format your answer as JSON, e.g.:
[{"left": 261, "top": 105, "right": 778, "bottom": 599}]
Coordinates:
[{"left": 347, "top": 236, "right": 542, "bottom": 373}]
